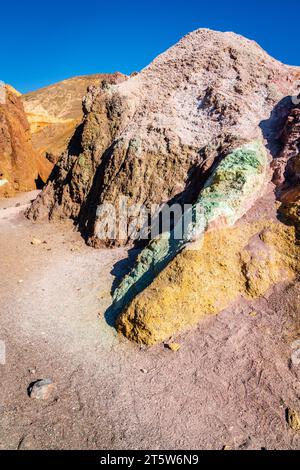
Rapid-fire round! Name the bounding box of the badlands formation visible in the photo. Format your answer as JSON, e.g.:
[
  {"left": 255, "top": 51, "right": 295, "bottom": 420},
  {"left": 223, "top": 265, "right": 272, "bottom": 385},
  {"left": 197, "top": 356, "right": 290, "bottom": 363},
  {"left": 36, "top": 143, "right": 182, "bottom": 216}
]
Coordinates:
[{"left": 26, "top": 29, "right": 300, "bottom": 345}]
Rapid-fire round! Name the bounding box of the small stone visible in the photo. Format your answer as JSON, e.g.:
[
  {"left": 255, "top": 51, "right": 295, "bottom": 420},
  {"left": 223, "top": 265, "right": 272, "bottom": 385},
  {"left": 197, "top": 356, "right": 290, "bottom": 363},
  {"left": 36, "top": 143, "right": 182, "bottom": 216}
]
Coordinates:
[
  {"left": 166, "top": 342, "right": 181, "bottom": 352},
  {"left": 31, "top": 238, "right": 42, "bottom": 245},
  {"left": 28, "top": 379, "right": 55, "bottom": 400},
  {"left": 98, "top": 290, "right": 110, "bottom": 299},
  {"left": 29, "top": 368, "right": 36, "bottom": 374},
  {"left": 222, "top": 445, "right": 231, "bottom": 450},
  {"left": 70, "top": 246, "right": 80, "bottom": 252},
  {"left": 249, "top": 310, "right": 257, "bottom": 317},
  {"left": 286, "top": 408, "right": 300, "bottom": 431},
  {"left": 70, "top": 242, "right": 81, "bottom": 252},
  {"left": 140, "top": 368, "right": 147, "bottom": 373},
  {"left": 18, "top": 279, "right": 23, "bottom": 284}
]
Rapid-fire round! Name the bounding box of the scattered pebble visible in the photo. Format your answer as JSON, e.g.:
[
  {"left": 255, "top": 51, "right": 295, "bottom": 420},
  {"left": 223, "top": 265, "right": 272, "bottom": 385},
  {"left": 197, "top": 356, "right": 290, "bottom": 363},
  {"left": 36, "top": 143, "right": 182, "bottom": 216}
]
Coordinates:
[
  {"left": 28, "top": 379, "right": 56, "bottom": 400},
  {"left": 31, "top": 238, "right": 42, "bottom": 245},
  {"left": 70, "top": 246, "right": 80, "bottom": 252},
  {"left": 222, "top": 445, "right": 231, "bottom": 450},
  {"left": 140, "top": 368, "right": 147, "bottom": 373},
  {"left": 98, "top": 290, "right": 110, "bottom": 299},
  {"left": 249, "top": 310, "right": 257, "bottom": 317},
  {"left": 165, "top": 342, "right": 181, "bottom": 352},
  {"left": 18, "top": 279, "right": 23, "bottom": 284},
  {"left": 286, "top": 408, "right": 300, "bottom": 431}
]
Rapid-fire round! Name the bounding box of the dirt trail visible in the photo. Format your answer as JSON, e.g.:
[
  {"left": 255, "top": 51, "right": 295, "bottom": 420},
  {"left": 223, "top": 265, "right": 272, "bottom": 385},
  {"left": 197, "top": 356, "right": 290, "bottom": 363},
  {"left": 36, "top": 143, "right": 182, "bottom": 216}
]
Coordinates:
[{"left": 0, "top": 192, "right": 299, "bottom": 449}]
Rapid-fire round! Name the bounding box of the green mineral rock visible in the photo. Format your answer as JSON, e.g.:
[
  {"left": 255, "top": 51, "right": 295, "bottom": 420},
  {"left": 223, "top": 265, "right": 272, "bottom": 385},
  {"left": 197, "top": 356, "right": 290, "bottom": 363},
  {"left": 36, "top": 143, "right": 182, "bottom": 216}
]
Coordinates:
[{"left": 112, "top": 141, "right": 269, "bottom": 314}]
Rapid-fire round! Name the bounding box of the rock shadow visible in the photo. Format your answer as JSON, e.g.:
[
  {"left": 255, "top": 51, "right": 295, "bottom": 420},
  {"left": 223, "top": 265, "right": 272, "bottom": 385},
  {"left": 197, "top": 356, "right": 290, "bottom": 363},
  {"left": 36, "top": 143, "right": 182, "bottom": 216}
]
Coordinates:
[{"left": 259, "top": 96, "right": 293, "bottom": 158}]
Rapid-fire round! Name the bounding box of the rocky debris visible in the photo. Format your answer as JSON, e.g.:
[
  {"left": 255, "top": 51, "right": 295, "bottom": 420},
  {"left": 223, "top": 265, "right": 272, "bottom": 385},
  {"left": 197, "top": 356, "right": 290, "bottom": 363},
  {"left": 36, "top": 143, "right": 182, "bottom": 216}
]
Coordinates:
[
  {"left": 286, "top": 408, "right": 300, "bottom": 431},
  {"left": 27, "top": 378, "right": 56, "bottom": 400},
  {"left": 22, "top": 73, "right": 127, "bottom": 163},
  {"left": 27, "top": 29, "right": 298, "bottom": 247},
  {"left": 0, "top": 86, "right": 52, "bottom": 197}
]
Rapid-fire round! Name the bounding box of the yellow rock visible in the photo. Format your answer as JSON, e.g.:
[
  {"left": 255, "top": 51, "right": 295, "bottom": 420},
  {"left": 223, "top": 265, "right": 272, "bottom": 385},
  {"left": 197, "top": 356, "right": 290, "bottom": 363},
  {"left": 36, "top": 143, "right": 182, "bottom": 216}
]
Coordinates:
[
  {"left": 279, "top": 200, "right": 300, "bottom": 232},
  {"left": 249, "top": 311, "right": 257, "bottom": 317},
  {"left": 287, "top": 408, "right": 300, "bottom": 431},
  {"left": 117, "top": 220, "right": 300, "bottom": 345},
  {"left": 166, "top": 342, "right": 181, "bottom": 352},
  {"left": 98, "top": 290, "right": 111, "bottom": 300},
  {"left": 31, "top": 238, "right": 42, "bottom": 245},
  {"left": 5, "top": 84, "right": 21, "bottom": 96}
]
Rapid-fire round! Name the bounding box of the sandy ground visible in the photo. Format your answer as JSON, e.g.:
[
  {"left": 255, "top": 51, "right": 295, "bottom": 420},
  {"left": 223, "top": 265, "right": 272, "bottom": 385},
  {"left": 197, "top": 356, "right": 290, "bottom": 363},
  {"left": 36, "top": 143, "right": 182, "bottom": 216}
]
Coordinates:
[{"left": 0, "top": 191, "right": 300, "bottom": 450}]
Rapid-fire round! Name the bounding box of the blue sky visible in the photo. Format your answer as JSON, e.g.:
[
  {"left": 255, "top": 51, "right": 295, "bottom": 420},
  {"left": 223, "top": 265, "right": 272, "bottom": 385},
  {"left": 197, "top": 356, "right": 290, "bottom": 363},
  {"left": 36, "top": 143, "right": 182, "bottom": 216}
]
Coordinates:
[{"left": 1, "top": 0, "right": 299, "bottom": 93}]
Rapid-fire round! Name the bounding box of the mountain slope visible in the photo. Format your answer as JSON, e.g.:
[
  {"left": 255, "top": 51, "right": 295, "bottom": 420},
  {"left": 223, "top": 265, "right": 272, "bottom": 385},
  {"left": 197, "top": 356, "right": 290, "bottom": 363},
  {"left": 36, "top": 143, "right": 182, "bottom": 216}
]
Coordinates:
[{"left": 22, "top": 73, "right": 127, "bottom": 161}]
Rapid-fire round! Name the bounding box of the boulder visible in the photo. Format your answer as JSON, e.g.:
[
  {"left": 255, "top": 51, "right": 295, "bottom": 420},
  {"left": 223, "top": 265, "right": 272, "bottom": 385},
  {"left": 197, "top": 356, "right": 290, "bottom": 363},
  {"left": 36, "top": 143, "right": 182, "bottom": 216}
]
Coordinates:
[{"left": 27, "top": 29, "right": 299, "bottom": 247}]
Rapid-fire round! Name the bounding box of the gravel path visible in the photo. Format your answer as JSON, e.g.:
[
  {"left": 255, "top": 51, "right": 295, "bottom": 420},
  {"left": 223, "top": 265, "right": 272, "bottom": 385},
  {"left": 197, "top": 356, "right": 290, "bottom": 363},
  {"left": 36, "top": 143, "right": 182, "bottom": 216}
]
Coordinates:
[{"left": 0, "top": 192, "right": 299, "bottom": 449}]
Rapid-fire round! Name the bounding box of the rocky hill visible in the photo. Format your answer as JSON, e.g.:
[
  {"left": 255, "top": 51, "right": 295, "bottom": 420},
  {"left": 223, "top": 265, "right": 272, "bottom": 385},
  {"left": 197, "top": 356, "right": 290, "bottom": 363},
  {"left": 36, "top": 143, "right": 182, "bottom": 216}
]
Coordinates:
[
  {"left": 26, "top": 28, "right": 300, "bottom": 344},
  {"left": 0, "top": 86, "right": 52, "bottom": 197},
  {"left": 22, "top": 73, "right": 126, "bottom": 163},
  {"left": 28, "top": 30, "right": 298, "bottom": 239}
]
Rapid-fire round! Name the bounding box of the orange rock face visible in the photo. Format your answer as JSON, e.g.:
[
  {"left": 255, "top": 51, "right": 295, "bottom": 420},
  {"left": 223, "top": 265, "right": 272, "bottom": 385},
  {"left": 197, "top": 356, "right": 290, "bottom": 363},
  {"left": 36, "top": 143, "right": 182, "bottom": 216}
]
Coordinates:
[{"left": 0, "top": 86, "right": 52, "bottom": 197}]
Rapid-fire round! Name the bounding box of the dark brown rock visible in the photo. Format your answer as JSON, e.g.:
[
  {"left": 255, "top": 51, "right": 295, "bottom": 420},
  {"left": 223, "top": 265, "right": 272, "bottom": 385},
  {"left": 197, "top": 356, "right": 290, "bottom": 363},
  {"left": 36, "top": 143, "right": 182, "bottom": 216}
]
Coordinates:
[{"left": 28, "top": 379, "right": 56, "bottom": 400}]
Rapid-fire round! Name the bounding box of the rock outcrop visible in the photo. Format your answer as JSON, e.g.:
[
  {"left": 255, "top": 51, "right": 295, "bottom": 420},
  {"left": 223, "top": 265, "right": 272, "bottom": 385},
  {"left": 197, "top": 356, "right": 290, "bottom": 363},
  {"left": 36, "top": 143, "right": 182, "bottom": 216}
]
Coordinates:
[
  {"left": 117, "top": 220, "right": 300, "bottom": 345},
  {"left": 273, "top": 101, "right": 300, "bottom": 230},
  {"left": 22, "top": 73, "right": 126, "bottom": 163},
  {"left": 27, "top": 29, "right": 298, "bottom": 246},
  {"left": 115, "top": 102, "right": 300, "bottom": 345},
  {"left": 25, "top": 28, "right": 300, "bottom": 345},
  {"left": 113, "top": 141, "right": 271, "bottom": 315},
  {"left": 0, "top": 86, "right": 52, "bottom": 197}
]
